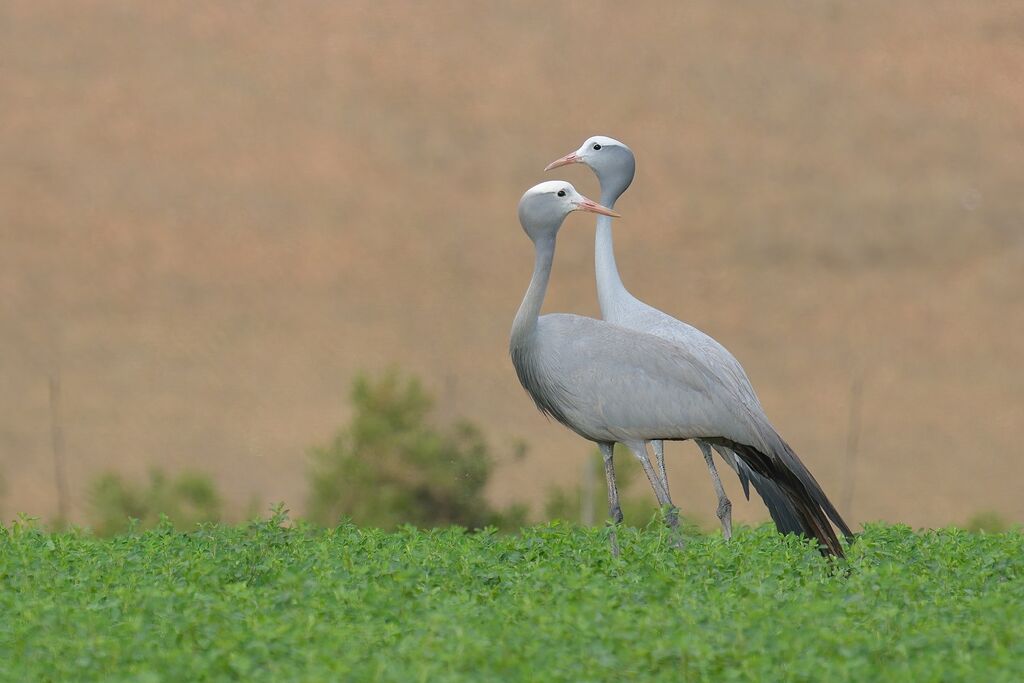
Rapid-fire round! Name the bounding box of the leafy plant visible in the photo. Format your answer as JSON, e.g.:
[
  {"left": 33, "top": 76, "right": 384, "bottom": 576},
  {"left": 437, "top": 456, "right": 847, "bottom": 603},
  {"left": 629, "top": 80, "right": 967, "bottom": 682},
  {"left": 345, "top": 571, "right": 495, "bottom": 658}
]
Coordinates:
[
  {"left": 1, "top": 523, "right": 1022, "bottom": 681},
  {"left": 308, "top": 369, "right": 525, "bottom": 529},
  {"left": 88, "top": 469, "right": 222, "bottom": 535}
]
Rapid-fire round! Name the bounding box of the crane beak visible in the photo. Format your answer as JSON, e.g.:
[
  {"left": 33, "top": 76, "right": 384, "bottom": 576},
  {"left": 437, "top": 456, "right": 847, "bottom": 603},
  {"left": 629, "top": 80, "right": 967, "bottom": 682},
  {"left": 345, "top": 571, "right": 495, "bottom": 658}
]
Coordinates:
[
  {"left": 574, "top": 197, "right": 619, "bottom": 218},
  {"left": 544, "top": 151, "right": 579, "bottom": 171}
]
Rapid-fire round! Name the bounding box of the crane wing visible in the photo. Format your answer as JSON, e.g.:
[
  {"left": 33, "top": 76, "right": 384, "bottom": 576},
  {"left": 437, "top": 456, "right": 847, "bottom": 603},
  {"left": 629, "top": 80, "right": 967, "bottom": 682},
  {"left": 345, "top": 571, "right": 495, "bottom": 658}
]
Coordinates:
[{"left": 529, "top": 313, "right": 852, "bottom": 551}]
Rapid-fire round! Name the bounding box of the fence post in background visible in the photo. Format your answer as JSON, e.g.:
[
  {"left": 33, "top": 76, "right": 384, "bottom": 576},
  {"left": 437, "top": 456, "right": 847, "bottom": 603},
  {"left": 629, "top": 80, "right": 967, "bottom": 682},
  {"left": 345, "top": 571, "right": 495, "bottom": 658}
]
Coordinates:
[{"left": 49, "top": 372, "right": 70, "bottom": 524}]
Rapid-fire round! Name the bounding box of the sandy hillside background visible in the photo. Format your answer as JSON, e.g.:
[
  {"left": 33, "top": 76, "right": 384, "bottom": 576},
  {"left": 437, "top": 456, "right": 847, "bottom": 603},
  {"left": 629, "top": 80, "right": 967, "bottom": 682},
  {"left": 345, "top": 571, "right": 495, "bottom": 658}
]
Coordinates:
[{"left": 2, "top": 1, "right": 1022, "bottom": 528}]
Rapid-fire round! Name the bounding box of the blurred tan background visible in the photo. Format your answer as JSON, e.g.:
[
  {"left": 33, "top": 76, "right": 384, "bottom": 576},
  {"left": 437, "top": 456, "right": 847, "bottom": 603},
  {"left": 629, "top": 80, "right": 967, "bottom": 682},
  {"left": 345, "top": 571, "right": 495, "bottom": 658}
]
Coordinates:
[{"left": 2, "top": 1, "right": 1022, "bottom": 528}]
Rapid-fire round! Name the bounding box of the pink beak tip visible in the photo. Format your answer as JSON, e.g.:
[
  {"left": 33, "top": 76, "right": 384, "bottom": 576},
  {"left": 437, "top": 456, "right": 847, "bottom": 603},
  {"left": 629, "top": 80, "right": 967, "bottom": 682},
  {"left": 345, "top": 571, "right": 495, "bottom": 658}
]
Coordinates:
[{"left": 576, "top": 199, "right": 619, "bottom": 218}]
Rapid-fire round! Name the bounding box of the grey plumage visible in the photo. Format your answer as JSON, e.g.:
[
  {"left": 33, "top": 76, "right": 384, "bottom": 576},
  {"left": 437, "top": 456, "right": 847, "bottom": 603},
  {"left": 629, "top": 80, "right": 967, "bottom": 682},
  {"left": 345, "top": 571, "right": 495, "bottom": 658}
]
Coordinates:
[
  {"left": 546, "top": 136, "right": 853, "bottom": 554},
  {"left": 510, "top": 180, "right": 851, "bottom": 557}
]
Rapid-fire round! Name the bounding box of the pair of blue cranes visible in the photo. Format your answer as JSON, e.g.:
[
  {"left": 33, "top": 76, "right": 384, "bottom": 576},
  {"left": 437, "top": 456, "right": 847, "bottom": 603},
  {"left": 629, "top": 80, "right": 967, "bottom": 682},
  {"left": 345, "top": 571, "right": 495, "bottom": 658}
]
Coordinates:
[{"left": 510, "top": 136, "right": 853, "bottom": 557}]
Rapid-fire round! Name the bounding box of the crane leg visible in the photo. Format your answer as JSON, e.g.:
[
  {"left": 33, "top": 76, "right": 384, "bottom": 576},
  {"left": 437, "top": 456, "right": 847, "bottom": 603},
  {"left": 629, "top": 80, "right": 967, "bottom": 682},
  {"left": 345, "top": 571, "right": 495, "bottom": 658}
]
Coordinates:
[
  {"left": 598, "top": 442, "right": 622, "bottom": 557},
  {"left": 651, "top": 440, "right": 670, "bottom": 498},
  {"left": 624, "top": 441, "right": 682, "bottom": 539},
  {"left": 698, "top": 440, "right": 733, "bottom": 540}
]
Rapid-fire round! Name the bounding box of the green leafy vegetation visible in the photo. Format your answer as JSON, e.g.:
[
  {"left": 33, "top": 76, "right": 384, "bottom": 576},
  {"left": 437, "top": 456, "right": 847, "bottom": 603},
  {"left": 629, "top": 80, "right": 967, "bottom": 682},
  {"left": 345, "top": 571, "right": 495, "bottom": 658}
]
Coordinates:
[
  {"left": 88, "top": 469, "right": 222, "bottom": 536},
  {"left": 1, "top": 519, "right": 1021, "bottom": 682},
  {"left": 307, "top": 370, "right": 525, "bottom": 530}
]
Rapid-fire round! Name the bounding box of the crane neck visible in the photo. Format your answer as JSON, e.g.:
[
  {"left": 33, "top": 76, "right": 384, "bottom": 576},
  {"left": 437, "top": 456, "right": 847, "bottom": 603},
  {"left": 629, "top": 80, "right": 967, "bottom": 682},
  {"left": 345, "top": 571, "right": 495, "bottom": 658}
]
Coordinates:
[
  {"left": 595, "top": 188, "right": 631, "bottom": 319},
  {"left": 600, "top": 184, "right": 626, "bottom": 210},
  {"left": 510, "top": 234, "right": 556, "bottom": 351}
]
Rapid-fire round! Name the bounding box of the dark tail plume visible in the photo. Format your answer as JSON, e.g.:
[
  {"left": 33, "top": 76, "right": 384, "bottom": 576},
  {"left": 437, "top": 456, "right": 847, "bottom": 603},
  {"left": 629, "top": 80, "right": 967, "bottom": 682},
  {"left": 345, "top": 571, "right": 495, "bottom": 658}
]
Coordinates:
[
  {"left": 745, "top": 472, "right": 806, "bottom": 536},
  {"left": 714, "top": 438, "right": 852, "bottom": 558}
]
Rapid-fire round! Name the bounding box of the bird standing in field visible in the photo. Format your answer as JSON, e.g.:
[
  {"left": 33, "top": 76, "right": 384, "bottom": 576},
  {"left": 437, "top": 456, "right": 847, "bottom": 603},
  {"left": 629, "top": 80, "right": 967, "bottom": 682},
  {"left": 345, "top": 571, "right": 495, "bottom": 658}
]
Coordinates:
[
  {"left": 545, "top": 136, "right": 853, "bottom": 548},
  {"left": 510, "top": 180, "right": 850, "bottom": 557}
]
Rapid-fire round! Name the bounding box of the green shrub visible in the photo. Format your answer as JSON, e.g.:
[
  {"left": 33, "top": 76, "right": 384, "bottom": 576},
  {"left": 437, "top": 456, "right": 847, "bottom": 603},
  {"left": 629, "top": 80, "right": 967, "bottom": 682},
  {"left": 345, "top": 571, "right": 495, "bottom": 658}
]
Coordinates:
[
  {"left": 89, "top": 469, "right": 222, "bottom": 536},
  {"left": 308, "top": 370, "right": 524, "bottom": 529},
  {"left": 964, "top": 511, "right": 1011, "bottom": 533}
]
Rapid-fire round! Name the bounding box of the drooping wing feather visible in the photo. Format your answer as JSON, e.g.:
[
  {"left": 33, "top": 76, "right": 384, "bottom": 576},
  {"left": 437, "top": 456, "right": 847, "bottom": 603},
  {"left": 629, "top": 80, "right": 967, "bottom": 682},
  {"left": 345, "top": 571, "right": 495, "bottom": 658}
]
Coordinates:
[{"left": 608, "top": 300, "right": 766, "bottom": 418}]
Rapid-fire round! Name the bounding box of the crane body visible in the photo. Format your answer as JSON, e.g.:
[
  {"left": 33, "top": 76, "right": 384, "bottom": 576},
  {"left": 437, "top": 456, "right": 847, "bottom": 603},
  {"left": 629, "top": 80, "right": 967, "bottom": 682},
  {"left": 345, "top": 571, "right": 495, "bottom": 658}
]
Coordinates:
[{"left": 511, "top": 180, "right": 850, "bottom": 556}]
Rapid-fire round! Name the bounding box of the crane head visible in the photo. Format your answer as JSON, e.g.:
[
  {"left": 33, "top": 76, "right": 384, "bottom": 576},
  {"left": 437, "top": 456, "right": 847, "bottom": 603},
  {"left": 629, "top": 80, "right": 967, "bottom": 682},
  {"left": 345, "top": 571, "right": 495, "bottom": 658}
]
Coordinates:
[
  {"left": 544, "top": 136, "right": 635, "bottom": 203},
  {"left": 517, "top": 181, "right": 618, "bottom": 242}
]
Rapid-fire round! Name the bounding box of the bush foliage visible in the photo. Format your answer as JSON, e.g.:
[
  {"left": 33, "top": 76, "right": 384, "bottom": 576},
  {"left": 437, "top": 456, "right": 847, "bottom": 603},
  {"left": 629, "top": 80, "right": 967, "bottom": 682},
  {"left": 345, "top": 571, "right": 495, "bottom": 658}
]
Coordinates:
[
  {"left": 307, "top": 370, "right": 524, "bottom": 529},
  {"left": 964, "top": 511, "right": 1012, "bottom": 533},
  {"left": 89, "top": 469, "right": 221, "bottom": 536}
]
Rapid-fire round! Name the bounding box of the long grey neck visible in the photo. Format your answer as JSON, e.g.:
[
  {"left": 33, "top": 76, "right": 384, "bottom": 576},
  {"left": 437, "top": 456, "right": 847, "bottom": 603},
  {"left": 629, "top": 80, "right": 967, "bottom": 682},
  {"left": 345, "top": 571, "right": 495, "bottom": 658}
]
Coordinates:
[
  {"left": 595, "top": 186, "right": 632, "bottom": 320},
  {"left": 510, "top": 235, "right": 556, "bottom": 350}
]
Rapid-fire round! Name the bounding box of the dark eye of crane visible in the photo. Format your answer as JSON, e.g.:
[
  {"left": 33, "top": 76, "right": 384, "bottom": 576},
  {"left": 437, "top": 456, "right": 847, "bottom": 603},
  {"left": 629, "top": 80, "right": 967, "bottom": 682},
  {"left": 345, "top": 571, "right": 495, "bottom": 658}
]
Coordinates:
[
  {"left": 593, "top": 144, "right": 602, "bottom": 150},
  {"left": 557, "top": 190, "right": 566, "bottom": 197}
]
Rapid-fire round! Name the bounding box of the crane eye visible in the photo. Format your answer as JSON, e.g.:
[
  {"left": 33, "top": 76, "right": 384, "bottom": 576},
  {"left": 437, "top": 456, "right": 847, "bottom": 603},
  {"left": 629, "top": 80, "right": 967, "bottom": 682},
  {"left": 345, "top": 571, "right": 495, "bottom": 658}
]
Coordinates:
[
  {"left": 593, "top": 144, "right": 602, "bottom": 150},
  {"left": 557, "top": 190, "right": 566, "bottom": 197}
]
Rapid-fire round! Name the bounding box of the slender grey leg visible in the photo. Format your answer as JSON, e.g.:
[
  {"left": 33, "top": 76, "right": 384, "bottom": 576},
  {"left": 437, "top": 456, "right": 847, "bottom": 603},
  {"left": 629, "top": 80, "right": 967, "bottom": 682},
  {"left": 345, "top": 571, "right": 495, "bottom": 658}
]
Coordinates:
[
  {"left": 652, "top": 439, "right": 669, "bottom": 498},
  {"left": 598, "top": 442, "right": 622, "bottom": 557},
  {"left": 698, "top": 440, "right": 733, "bottom": 540},
  {"left": 625, "top": 441, "right": 681, "bottom": 534}
]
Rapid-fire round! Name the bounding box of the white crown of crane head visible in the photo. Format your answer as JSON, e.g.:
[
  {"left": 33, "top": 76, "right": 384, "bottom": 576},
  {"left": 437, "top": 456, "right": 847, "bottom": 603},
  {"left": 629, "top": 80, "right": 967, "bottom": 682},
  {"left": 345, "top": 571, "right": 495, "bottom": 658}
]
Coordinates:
[
  {"left": 517, "top": 181, "right": 618, "bottom": 242},
  {"left": 545, "top": 135, "right": 635, "bottom": 201}
]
